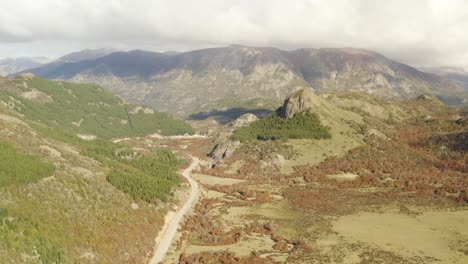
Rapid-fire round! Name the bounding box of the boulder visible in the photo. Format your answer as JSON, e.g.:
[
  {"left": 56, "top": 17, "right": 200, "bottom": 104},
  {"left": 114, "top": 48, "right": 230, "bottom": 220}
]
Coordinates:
[{"left": 230, "top": 113, "right": 258, "bottom": 128}]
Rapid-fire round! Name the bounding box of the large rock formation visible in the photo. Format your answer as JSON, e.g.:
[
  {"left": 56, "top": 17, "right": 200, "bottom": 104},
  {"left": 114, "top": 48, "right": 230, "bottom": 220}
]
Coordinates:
[
  {"left": 279, "top": 88, "right": 318, "bottom": 119},
  {"left": 209, "top": 139, "right": 241, "bottom": 164}
]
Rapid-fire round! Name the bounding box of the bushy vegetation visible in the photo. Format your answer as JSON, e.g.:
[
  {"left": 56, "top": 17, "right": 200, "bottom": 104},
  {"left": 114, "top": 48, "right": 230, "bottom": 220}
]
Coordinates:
[
  {"left": 232, "top": 111, "right": 331, "bottom": 142},
  {"left": 33, "top": 125, "right": 181, "bottom": 203},
  {"left": 0, "top": 141, "right": 55, "bottom": 187},
  {"left": 0, "top": 208, "right": 65, "bottom": 264},
  {"left": 0, "top": 76, "right": 194, "bottom": 139}
]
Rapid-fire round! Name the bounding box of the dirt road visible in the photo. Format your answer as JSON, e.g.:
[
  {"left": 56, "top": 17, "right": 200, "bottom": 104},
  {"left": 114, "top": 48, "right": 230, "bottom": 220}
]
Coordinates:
[{"left": 149, "top": 157, "right": 200, "bottom": 264}]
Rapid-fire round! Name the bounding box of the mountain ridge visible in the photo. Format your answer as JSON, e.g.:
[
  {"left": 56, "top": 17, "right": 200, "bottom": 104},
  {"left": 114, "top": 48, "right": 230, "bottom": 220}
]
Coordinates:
[{"left": 17, "top": 45, "right": 467, "bottom": 115}]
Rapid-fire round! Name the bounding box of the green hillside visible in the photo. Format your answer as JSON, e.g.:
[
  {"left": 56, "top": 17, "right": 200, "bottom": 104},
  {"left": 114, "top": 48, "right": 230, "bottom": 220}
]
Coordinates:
[
  {"left": 0, "top": 106, "right": 183, "bottom": 262},
  {"left": 0, "top": 75, "right": 194, "bottom": 139}
]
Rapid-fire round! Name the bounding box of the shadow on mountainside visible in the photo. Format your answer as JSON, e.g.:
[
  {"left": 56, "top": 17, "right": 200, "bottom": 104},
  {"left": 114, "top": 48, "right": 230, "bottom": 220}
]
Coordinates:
[{"left": 189, "top": 107, "right": 272, "bottom": 124}]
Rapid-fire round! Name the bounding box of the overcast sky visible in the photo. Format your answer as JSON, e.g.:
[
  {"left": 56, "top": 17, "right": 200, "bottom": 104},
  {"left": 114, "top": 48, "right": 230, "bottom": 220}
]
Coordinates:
[{"left": 1, "top": 0, "right": 467, "bottom": 69}]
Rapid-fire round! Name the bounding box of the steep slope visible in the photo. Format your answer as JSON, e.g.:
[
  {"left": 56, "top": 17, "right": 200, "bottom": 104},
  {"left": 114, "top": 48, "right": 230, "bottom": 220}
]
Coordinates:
[
  {"left": 0, "top": 75, "right": 194, "bottom": 138},
  {"left": 21, "top": 45, "right": 463, "bottom": 115}
]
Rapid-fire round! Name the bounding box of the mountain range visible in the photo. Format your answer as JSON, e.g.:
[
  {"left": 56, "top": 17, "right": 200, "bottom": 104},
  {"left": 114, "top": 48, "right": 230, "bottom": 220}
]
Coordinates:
[{"left": 17, "top": 45, "right": 468, "bottom": 115}]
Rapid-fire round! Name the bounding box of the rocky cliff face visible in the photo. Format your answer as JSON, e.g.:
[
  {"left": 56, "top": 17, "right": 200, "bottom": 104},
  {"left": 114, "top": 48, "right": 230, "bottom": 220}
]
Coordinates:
[
  {"left": 209, "top": 113, "right": 259, "bottom": 165},
  {"left": 21, "top": 45, "right": 465, "bottom": 115}
]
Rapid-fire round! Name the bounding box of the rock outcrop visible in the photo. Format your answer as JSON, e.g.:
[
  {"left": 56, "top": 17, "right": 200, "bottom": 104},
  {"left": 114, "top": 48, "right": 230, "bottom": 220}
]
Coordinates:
[
  {"left": 279, "top": 88, "right": 318, "bottom": 119},
  {"left": 209, "top": 137, "right": 241, "bottom": 164},
  {"left": 209, "top": 113, "right": 260, "bottom": 165}
]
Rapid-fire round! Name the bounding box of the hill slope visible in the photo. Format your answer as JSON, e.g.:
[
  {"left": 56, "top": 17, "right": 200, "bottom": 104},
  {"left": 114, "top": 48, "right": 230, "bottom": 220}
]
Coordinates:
[
  {"left": 0, "top": 99, "right": 186, "bottom": 262},
  {"left": 20, "top": 45, "right": 465, "bottom": 115},
  {"left": 0, "top": 75, "right": 194, "bottom": 138}
]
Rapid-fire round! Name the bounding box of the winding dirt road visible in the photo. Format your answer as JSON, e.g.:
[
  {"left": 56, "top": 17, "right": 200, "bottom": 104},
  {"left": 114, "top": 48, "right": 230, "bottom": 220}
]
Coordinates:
[{"left": 149, "top": 157, "right": 200, "bottom": 264}]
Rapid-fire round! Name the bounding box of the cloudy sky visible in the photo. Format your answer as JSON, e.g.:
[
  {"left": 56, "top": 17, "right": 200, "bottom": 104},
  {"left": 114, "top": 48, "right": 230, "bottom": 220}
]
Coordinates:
[{"left": 1, "top": 0, "right": 467, "bottom": 68}]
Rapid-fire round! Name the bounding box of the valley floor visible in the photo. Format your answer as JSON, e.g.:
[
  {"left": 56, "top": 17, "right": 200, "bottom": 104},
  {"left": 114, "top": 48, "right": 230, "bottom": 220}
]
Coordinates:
[{"left": 172, "top": 171, "right": 467, "bottom": 263}]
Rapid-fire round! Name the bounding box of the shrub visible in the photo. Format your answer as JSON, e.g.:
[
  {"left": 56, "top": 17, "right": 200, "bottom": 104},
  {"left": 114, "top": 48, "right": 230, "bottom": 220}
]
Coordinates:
[{"left": 0, "top": 141, "right": 55, "bottom": 187}]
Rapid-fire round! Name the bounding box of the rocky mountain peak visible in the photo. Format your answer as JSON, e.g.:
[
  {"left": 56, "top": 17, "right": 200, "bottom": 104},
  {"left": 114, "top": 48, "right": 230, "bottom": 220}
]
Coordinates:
[{"left": 279, "top": 88, "right": 318, "bottom": 119}]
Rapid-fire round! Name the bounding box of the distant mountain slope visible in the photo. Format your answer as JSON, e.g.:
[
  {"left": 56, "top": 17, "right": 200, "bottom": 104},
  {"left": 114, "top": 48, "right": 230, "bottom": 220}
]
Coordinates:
[
  {"left": 0, "top": 75, "right": 194, "bottom": 138},
  {"left": 50, "top": 48, "right": 118, "bottom": 65},
  {"left": 20, "top": 45, "right": 465, "bottom": 115},
  {"left": 0, "top": 57, "right": 50, "bottom": 76},
  {"left": 12, "top": 48, "right": 117, "bottom": 78}
]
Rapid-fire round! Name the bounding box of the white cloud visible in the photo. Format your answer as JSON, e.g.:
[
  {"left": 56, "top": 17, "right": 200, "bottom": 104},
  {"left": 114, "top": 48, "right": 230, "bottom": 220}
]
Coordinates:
[{"left": 0, "top": 0, "right": 467, "bottom": 68}]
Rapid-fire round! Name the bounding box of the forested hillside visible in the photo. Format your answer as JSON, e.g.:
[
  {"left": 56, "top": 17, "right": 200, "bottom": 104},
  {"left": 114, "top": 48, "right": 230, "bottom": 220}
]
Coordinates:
[{"left": 0, "top": 79, "right": 187, "bottom": 262}]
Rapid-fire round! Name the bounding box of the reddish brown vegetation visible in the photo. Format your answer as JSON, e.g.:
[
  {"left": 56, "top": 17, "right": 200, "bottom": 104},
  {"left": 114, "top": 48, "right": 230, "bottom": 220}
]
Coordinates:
[
  {"left": 245, "top": 222, "right": 292, "bottom": 253},
  {"left": 179, "top": 251, "right": 277, "bottom": 264},
  {"left": 182, "top": 199, "right": 242, "bottom": 245},
  {"left": 295, "top": 115, "right": 468, "bottom": 204},
  {"left": 209, "top": 184, "right": 273, "bottom": 204}
]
